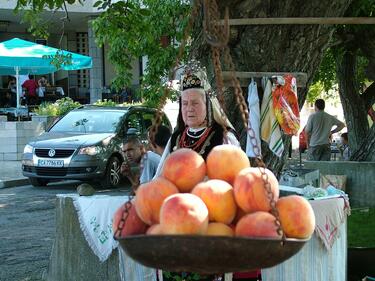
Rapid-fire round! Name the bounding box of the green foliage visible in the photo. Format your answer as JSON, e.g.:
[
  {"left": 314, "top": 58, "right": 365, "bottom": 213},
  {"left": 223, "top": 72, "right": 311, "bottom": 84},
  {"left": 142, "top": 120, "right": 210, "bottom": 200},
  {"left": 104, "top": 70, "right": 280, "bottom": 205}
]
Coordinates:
[
  {"left": 348, "top": 208, "right": 375, "bottom": 247},
  {"left": 93, "top": 99, "right": 143, "bottom": 107},
  {"left": 35, "top": 97, "right": 81, "bottom": 116},
  {"left": 312, "top": 0, "right": 375, "bottom": 98},
  {"left": 91, "top": 0, "right": 191, "bottom": 106},
  {"left": 43, "top": 49, "right": 73, "bottom": 69},
  {"left": 15, "top": 0, "right": 191, "bottom": 106},
  {"left": 313, "top": 48, "right": 337, "bottom": 93},
  {"left": 93, "top": 99, "right": 118, "bottom": 107}
]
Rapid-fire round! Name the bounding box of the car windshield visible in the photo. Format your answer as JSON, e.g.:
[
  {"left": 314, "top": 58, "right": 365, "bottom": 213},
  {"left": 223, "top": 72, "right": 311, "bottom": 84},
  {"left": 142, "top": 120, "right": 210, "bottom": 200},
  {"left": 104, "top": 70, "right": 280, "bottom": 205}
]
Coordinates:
[{"left": 50, "top": 110, "right": 126, "bottom": 133}]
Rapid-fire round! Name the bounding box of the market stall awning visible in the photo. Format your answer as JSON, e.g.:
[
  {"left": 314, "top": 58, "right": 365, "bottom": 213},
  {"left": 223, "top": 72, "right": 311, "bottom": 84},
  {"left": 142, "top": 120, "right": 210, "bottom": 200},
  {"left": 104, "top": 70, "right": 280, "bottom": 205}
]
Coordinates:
[{"left": 0, "top": 38, "right": 92, "bottom": 75}]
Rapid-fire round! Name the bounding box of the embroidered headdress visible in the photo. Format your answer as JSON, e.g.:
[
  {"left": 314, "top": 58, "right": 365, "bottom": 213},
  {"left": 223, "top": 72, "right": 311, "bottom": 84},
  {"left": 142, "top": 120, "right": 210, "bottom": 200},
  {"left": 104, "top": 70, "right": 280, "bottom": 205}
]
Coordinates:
[
  {"left": 180, "top": 59, "right": 212, "bottom": 92},
  {"left": 177, "top": 60, "right": 235, "bottom": 131}
]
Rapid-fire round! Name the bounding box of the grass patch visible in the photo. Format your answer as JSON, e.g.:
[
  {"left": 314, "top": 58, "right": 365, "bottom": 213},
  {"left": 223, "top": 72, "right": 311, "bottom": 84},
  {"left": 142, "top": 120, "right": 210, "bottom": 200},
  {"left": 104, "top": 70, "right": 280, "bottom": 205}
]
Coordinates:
[{"left": 348, "top": 208, "right": 375, "bottom": 247}]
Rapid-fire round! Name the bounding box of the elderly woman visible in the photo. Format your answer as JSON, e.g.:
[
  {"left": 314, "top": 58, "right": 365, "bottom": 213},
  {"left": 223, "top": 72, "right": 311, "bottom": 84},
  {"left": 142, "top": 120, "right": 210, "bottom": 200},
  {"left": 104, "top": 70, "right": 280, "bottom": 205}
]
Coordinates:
[
  {"left": 157, "top": 62, "right": 239, "bottom": 173},
  {"left": 156, "top": 61, "right": 239, "bottom": 281}
]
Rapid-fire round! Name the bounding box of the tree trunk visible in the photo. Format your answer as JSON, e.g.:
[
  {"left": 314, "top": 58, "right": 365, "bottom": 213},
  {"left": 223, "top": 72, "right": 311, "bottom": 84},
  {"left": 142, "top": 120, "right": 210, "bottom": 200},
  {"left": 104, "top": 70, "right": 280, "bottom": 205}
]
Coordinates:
[
  {"left": 336, "top": 49, "right": 369, "bottom": 151},
  {"left": 336, "top": 49, "right": 375, "bottom": 161},
  {"left": 192, "top": 0, "right": 352, "bottom": 175},
  {"left": 350, "top": 125, "right": 375, "bottom": 161}
]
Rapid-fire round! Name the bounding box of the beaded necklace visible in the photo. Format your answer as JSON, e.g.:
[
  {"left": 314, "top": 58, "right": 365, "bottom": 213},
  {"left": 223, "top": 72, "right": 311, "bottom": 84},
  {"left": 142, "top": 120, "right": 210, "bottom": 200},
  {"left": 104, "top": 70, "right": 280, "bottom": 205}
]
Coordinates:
[{"left": 178, "top": 127, "right": 212, "bottom": 151}]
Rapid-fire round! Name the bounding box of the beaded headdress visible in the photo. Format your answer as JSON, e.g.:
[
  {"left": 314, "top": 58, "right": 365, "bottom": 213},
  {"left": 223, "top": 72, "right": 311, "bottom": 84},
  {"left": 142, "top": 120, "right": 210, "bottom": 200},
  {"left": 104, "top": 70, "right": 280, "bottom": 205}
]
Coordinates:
[{"left": 180, "top": 60, "right": 212, "bottom": 92}]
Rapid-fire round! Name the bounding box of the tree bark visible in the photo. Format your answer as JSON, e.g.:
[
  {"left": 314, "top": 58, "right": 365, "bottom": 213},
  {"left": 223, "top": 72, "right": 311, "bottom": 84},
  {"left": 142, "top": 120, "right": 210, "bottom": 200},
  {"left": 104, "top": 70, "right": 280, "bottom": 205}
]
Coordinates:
[
  {"left": 350, "top": 125, "right": 375, "bottom": 161},
  {"left": 336, "top": 49, "right": 369, "bottom": 153},
  {"left": 192, "top": 0, "right": 352, "bottom": 175}
]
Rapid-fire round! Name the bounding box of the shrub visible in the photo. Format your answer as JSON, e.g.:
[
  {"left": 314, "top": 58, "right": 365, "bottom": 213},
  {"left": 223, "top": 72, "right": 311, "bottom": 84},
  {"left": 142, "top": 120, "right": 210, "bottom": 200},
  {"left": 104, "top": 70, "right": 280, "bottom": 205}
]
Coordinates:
[{"left": 34, "top": 97, "right": 81, "bottom": 116}]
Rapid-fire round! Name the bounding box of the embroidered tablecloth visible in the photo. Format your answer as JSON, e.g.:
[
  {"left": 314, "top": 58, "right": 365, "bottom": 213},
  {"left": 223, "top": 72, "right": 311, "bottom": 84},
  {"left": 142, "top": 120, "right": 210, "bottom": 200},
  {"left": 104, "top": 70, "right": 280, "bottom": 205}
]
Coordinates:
[{"left": 58, "top": 194, "right": 157, "bottom": 281}]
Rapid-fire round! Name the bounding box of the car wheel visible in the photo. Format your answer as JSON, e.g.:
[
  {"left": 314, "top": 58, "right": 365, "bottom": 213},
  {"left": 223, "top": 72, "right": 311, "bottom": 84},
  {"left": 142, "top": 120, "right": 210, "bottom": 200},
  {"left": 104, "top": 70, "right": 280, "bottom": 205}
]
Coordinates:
[
  {"left": 100, "top": 156, "right": 122, "bottom": 188},
  {"left": 29, "top": 177, "right": 49, "bottom": 187}
]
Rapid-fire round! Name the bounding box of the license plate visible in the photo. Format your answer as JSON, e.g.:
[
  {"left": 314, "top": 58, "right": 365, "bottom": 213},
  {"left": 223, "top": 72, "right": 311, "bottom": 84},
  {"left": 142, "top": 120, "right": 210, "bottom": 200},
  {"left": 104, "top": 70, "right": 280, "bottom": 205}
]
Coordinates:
[{"left": 38, "top": 159, "right": 64, "bottom": 168}]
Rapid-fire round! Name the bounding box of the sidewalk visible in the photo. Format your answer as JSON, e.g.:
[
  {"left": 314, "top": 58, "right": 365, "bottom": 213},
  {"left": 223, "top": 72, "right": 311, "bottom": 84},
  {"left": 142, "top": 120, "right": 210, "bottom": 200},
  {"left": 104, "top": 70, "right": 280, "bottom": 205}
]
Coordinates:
[{"left": 0, "top": 160, "right": 29, "bottom": 188}]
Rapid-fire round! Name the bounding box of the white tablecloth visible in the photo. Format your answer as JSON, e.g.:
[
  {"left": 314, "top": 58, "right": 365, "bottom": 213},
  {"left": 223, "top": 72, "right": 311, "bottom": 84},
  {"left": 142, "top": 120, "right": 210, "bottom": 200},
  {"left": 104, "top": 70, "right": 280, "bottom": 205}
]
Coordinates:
[
  {"left": 262, "top": 197, "right": 349, "bottom": 281},
  {"left": 58, "top": 194, "right": 156, "bottom": 281}
]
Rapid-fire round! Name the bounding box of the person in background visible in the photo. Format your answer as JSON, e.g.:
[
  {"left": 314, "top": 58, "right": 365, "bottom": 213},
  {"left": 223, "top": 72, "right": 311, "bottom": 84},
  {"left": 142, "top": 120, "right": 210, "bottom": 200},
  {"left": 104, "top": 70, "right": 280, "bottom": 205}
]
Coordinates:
[
  {"left": 340, "top": 132, "right": 351, "bottom": 160},
  {"left": 305, "top": 99, "right": 345, "bottom": 161},
  {"left": 6, "top": 76, "right": 17, "bottom": 107},
  {"left": 38, "top": 75, "right": 50, "bottom": 87},
  {"left": 148, "top": 124, "right": 171, "bottom": 156},
  {"left": 8, "top": 76, "right": 16, "bottom": 93},
  {"left": 22, "top": 75, "right": 39, "bottom": 105},
  {"left": 120, "top": 135, "right": 161, "bottom": 191}
]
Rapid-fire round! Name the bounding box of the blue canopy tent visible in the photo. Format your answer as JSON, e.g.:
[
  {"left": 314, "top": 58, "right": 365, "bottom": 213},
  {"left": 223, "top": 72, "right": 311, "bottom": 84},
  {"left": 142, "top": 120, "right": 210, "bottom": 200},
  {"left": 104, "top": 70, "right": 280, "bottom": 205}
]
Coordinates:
[{"left": 0, "top": 38, "right": 92, "bottom": 110}]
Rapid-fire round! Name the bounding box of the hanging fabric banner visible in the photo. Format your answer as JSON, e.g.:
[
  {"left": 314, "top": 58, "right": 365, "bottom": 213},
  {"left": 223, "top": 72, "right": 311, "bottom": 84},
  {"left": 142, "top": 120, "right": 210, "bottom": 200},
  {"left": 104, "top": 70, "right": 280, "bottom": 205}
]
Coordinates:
[{"left": 246, "top": 79, "right": 261, "bottom": 157}]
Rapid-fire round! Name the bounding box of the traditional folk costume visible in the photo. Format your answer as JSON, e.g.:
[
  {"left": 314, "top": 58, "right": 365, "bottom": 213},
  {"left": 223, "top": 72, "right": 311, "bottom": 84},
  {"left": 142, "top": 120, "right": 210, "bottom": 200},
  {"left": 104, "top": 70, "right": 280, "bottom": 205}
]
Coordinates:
[{"left": 155, "top": 61, "right": 238, "bottom": 281}]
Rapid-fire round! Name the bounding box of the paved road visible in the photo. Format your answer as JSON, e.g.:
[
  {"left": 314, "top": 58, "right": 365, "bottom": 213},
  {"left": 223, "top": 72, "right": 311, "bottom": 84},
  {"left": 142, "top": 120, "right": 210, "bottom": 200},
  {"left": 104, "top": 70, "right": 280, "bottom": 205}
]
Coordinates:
[{"left": 0, "top": 182, "right": 130, "bottom": 281}]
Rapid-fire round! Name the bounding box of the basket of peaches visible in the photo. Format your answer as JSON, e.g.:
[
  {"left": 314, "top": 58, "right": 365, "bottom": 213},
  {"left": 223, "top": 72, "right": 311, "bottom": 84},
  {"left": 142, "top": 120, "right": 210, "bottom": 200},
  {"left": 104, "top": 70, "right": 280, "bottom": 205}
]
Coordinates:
[{"left": 113, "top": 145, "right": 315, "bottom": 274}]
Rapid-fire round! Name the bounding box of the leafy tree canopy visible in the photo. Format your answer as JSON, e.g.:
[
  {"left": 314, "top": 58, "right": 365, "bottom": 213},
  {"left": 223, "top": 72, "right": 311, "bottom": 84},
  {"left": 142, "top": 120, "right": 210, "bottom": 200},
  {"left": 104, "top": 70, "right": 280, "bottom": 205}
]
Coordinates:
[
  {"left": 15, "top": 0, "right": 191, "bottom": 106},
  {"left": 308, "top": 0, "right": 374, "bottom": 103}
]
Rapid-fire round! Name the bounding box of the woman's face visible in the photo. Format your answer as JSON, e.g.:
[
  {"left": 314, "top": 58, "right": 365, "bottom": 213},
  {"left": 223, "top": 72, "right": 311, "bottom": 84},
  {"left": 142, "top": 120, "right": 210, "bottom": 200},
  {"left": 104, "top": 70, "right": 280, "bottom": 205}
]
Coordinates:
[{"left": 181, "top": 89, "right": 207, "bottom": 128}]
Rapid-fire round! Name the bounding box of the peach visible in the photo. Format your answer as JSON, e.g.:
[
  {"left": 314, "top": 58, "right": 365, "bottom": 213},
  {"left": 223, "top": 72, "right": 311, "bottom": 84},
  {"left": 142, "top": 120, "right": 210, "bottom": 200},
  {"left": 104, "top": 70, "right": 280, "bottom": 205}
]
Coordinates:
[
  {"left": 276, "top": 195, "right": 316, "bottom": 239},
  {"left": 206, "top": 222, "right": 234, "bottom": 237},
  {"left": 146, "top": 224, "right": 164, "bottom": 235},
  {"left": 235, "top": 211, "right": 282, "bottom": 238},
  {"left": 234, "top": 167, "right": 279, "bottom": 213},
  {"left": 112, "top": 201, "right": 148, "bottom": 238},
  {"left": 160, "top": 193, "right": 209, "bottom": 235},
  {"left": 161, "top": 148, "right": 206, "bottom": 192},
  {"left": 192, "top": 179, "right": 236, "bottom": 224},
  {"left": 232, "top": 206, "right": 247, "bottom": 225},
  {"left": 135, "top": 177, "right": 179, "bottom": 225},
  {"left": 206, "top": 144, "right": 250, "bottom": 184}
]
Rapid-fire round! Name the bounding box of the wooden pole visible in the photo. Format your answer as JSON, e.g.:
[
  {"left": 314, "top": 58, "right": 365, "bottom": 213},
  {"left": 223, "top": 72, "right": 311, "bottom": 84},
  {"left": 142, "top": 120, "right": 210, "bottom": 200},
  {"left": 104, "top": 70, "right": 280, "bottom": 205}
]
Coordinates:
[
  {"left": 222, "top": 71, "right": 308, "bottom": 87},
  {"left": 220, "top": 17, "right": 375, "bottom": 26}
]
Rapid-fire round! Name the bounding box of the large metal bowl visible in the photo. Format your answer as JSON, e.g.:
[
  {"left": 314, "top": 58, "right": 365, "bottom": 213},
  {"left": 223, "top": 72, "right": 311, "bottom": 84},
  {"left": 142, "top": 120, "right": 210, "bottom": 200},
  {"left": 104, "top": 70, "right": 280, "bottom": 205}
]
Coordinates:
[{"left": 117, "top": 235, "right": 308, "bottom": 274}]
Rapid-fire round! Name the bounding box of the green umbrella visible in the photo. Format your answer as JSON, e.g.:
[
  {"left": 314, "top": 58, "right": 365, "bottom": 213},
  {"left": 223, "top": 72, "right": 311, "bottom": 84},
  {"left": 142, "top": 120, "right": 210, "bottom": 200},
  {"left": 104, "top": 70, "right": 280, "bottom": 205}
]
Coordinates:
[{"left": 0, "top": 38, "right": 92, "bottom": 109}]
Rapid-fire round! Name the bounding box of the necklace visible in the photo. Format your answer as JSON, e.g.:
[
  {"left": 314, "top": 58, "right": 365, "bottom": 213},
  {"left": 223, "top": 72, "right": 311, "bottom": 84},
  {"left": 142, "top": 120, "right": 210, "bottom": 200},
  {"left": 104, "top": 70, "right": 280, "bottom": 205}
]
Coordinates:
[
  {"left": 178, "top": 127, "right": 212, "bottom": 151},
  {"left": 186, "top": 127, "right": 207, "bottom": 139}
]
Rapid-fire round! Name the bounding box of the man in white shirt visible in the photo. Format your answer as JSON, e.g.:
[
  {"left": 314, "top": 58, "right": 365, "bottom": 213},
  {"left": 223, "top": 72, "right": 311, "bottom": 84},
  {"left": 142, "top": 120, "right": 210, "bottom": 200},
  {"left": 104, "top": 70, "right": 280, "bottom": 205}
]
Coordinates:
[{"left": 305, "top": 99, "right": 345, "bottom": 161}]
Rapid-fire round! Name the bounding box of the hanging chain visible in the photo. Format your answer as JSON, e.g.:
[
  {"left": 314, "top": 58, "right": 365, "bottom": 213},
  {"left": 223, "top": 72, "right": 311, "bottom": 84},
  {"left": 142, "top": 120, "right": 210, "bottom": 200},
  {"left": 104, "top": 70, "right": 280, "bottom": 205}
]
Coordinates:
[
  {"left": 114, "top": 200, "right": 133, "bottom": 238},
  {"left": 203, "top": 0, "right": 285, "bottom": 242},
  {"left": 115, "top": 0, "right": 202, "bottom": 238}
]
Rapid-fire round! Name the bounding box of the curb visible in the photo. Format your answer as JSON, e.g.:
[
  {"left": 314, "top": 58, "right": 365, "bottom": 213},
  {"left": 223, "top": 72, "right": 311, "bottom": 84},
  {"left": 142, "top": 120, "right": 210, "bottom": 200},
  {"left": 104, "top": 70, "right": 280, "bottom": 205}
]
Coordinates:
[{"left": 0, "top": 178, "right": 29, "bottom": 189}]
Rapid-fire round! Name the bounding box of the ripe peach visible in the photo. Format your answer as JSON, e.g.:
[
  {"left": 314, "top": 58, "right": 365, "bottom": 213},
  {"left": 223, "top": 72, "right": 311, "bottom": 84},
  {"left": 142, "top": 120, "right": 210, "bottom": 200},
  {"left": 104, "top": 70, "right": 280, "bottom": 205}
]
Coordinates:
[
  {"left": 135, "top": 177, "right": 179, "bottom": 225},
  {"left": 206, "top": 222, "right": 234, "bottom": 237},
  {"left": 146, "top": 224, "right": 164, "bottom": 235},
  {"left": 235, "top": 211, "right": 282, "bottom": 238},
  {"left": 232, "top": 206, "right": 247, "bottom": 225},
  {"left": 161, "top": 148, "right": 206, "bottom": 192},
  {"left": 160, "top": 193, "right": 209, "bottom": 235},
  {"left": 206, "top": 144, "right": 250, "bottom": 184},
  {"left": 192, "top": 179, "right": 236, "bottom": 224},
  {"left": 234, "top": 167, "right": 279, "bottom": 213},
  {"left": 276, "top": 195, "right": 316, "bottom": 239},
  {"left": 112, "top": 201, "right": 148, "bottom": 238}
]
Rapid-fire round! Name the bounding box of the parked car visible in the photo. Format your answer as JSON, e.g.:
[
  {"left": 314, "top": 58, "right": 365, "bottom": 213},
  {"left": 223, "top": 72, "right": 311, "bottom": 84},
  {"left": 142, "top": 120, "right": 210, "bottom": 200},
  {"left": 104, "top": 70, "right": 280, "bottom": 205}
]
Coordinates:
[{"left": 22, "top": 105, "right": 172, "bottom": 188}]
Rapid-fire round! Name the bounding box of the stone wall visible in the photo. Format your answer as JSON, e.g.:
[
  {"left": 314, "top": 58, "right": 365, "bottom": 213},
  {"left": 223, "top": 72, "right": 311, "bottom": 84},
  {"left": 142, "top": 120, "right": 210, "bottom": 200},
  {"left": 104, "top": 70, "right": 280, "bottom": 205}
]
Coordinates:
[
  {"left": 47, "top": 196, "right": 120, "bottom": 281},
  {"left": 0, "top": 119, "right": 45, "bottom": 161},
  {"left": 305, "top": 161, "right": 375, "bottom": 207}
]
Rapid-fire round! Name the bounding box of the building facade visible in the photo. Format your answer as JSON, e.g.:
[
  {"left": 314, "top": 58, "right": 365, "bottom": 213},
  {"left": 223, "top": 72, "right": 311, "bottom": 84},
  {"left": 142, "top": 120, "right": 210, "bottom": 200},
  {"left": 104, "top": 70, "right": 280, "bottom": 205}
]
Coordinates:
[{"left": 0, "top": 1, "right": 141, "bottom": 103}]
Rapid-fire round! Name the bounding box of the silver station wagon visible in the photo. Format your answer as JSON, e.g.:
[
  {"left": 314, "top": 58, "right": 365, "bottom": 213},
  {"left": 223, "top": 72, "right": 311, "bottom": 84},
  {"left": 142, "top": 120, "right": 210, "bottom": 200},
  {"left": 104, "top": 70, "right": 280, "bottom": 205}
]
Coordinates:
[{"left": 22, "top": 105, "right": 171, "bottom": 188}]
